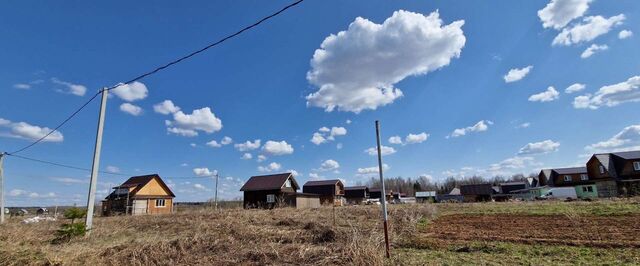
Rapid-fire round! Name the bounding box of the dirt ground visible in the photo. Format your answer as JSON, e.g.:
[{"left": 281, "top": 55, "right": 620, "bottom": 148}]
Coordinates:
[{"left": 422, "top": 214, "right": 640, "bottom": 248}]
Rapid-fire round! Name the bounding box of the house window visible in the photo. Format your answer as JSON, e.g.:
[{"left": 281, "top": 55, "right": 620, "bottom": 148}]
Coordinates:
[
  {"left": 266, "top": 194, "right": 276, "bottom": 203},
  {"left": 564, "top": 175, "right": 571, "bottom": 182},
  {"left": 580, "top": 174, "right": 588, "bottom": 181},
  {"left": 155, "top": 199, "right": 166, "bottom": 207},
  {"left": 587, "top": 186, "right": 593, "bottom": 192},
  {"left": 599, "top": 165, "right": 605, "bottom": 174},
  {"left": 634, "top": 161, "right": 640, "bottom": 171}
]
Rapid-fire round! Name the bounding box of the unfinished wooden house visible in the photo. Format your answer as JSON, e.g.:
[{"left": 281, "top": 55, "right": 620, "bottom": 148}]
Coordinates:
[
  {"left": 344, "top": 186, "right": 369, "bottom": 205},
  {"left": 586, "top": 151, "right": 640, "bottom": 197},
  {"left": 240, "top": 173, "right": 320, "bottom": 209},
  {"left": 102, "top": 174, "right": 175, "bottom": 216},
  {"left": 302, "top": 179, "right": 345, "bottom": 205}
]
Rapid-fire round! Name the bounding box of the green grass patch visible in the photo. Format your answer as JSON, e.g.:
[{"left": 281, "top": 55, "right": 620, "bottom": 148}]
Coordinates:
[{"left": 436, "top": 199, "right": 640, "bottom": 216}]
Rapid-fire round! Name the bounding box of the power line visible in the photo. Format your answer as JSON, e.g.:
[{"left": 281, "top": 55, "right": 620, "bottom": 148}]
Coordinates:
[
  {"left": 5, "top": 153, "right": 217, "bottom": 180},
  {"left": 8, "top": 0, "right": 305, "bottom": 155}
]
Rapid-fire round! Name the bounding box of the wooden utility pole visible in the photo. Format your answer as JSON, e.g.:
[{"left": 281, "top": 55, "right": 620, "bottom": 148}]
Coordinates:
[
  {"left": 375, "top": 120, "right": 390, "bottom": 258},
  {"left": 85, "top": 88, "right": 108, "bottom": 235},
  {"left": 0, "top": 152, "right": 5, "bottom": 224},
  {"left": 214, "top": 172, "right": 219, "bottom": 210}
]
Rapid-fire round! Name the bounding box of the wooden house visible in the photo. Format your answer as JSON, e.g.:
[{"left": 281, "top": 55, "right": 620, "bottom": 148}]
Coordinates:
[
  {"left": 538, "top": 167, "right": 590, "bottom": 187},
  {"left": 368, "top": 188, "right": 392, "bottom": 201},
  {"left": 102, "top": 174, "right": 175, "bottom": 216},
  {"left": 302, "top": 179, "right": 345, "bottom": 205},
  {"left": 586, "top": 151, "right": 640, "bottom": 197},
  {"left": 344, "top": 186, "right": 369, "bottom": 205},
  {"left": 460, "top": 183, "right": 494, "bottom": 202},
  {"left": 240, "top": 172, "right": 320, "bottom": 209}
]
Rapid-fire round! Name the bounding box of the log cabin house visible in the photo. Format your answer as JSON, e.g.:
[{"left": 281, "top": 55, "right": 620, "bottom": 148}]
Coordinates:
[
  {"left": 240, "top": 173, "right": 320, "bottom": 209},
  {"left": 344, "top": 186, "right": 369, "bottom": 205},
  {"left": 302, "top": 179, "right": 345, "bottom": 206},
  {"left": 586, "top": 151, "right": 640, "bottom": 197},
  {"left": 102, "top": 174, "right": 175, "bottom": 216}
]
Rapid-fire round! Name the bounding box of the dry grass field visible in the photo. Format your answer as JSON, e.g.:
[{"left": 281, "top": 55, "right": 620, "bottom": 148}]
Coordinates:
[{"left": 1, "top": 199, "right": 639, "bottom": 265}]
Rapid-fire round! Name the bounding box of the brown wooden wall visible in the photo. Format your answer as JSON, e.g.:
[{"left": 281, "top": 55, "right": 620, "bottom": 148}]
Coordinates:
[
  {"left": 586, "top": 158, "right": 612, "bottom": 180},
  {"left": 146, "top": 198, "right": 173, "bottom": 214}
]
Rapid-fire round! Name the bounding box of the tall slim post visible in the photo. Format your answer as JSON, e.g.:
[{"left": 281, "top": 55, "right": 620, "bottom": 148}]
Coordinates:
[
  {"left": 375, "top": 120, "right": 390, "bottom": 258},
  {"left": 85, "top": 88, "right": 108, "bottom": 234},
  {"left": 214, "top": 173, "right": 219, "bottom": 210},
  {"left": 0, "top": 152, "right": 5, "bottom": 224}
]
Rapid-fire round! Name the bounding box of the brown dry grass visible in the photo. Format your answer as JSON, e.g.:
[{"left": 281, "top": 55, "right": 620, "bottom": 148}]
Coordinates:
[{"left": 0, "top": 204, "right": 436, "bottom": 265}]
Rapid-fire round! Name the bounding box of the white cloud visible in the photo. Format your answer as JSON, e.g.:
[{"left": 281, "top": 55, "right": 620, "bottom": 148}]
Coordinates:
[
  {"left": 586, "top": 125, "right": 640, "bottom": 152},
  {"left": 153, "top": 100, "right": 181, "bottom": 115},
  {"left": 308, "top": 173, "right": 322, "bottom": 180},
  {"left": 235, "top": 139, "right": 261, "bottom": 151},
  {"left": 618, "top": 30, "right": 633, "bottom": 39},
  {"left": 345, "top": 119, "right": 352, "bottom": 124},
  {"left": 221, "top": 136, "right": 233, "bottom": 145},
  {"left": 518, "top": 140, "right": 561, "bottom": 155},
  {"left": 329, "top": 127, "right": 347, "bottom": 139},
  {"left": 241, "top": 153, "right": 253, "bottom": 160},
  {"left": 105, "top": 166, "right": 120, "bottom": 173},
  {"left": 206, "top": 140, "right": 222, "bottom": 148},
  {"left": 388, "top": 136, "right": 403, "bottom": 145},
  {"left": 517, "top": 122, "right": 531, "bottom": 129},
  {"left": 262, "top": 140, "right": 294, "bottom": 156},
  {"left": 310, "top": 132, "right": 327, "bottom": 145},
  {"left": 51, "top": 177, "right": 86, "bottom": 184},
  {"left": 573, "top": 76, "right": 640, "bottom": 109},
  {"left": 119, "top": 103, "right": 142, "bottom": 116},
  {"left": 529, "top": 86, "right": 560, "bottom": 102},
  {"left": 364, "top": 145, "right": 396, "bottom": 156},
  {"left": 305, "top": 10, "right": 465, "bottom": 113},
  {"left": 405, "top": 132, "right": 429, "bottom": 144},
  {"left": 336, "top": 143, "right": 343, "bottom": 150},
  {"left": 487, "top": 156, "right": 537, "bottom": 175},
  {"left": 111, "top": 81, "right": 148, "bottom": 101},
  {"left": 504, "top": 66, "right": 533, "bottom": 83},
  {"left": 319, "top": 159, "right": 340, "bottom": 171},
  {"left": 258, "top": 162, "right": 281, "bottom": 172},
  {"left": 537, "top": 0, "right": 592, "bottom": 30},
  {"left": 9, "top": 189, "right": 28, "bottom": 197},
  {"left": 190, "top": 143, "right": 196, "bottom": 147},
  {"left": 449, "top": 120, "right": 493, "bottom": 138},
  {"left": 0, "top": 118, "right": 64, "bottom": 142},
  {"left": 51, "top": 78, "right": 87, "bottom": 96},
  {"left": 13, "top": 83, "right": 31, "bottom": 89},
  {"left": 580, "top": 44, "right": 608, "bottom": 59},
  {"left": 287, "top": 170, "right": 300, "bottom": 177},
  {"left": 193, "top": 167, "right": 216, "bottom": 177},
  {"left": 357, "top": 164, "right": 389, "bottom": 175},
  {"left": 165, "top": 107, "right": 222, "bottom": 137},
  {"left": 552, "top": 14, "right": 625, "bottom": 46},
  {"left": 193, "top": 184, "right": 207, "bottom": 190},
  {"left": 256, "top": 154, "right": 267, "bottom": 162},
  {"left": 565, "top": 83, "right": 586, "bottom": 93}
]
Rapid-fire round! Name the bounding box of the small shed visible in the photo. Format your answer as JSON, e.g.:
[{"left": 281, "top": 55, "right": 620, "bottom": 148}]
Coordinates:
[
  {"left": 295, "top": 193, "right": 321, "bottom": 209},
  {"left": 415, "top": 191, "right": 436, "bottom": 203},
  {"left": 344, "top": 186, "right": 369, "bottom": 205},
  {"left": 302, "top": 179, "right": 345, "bottom": 206}
]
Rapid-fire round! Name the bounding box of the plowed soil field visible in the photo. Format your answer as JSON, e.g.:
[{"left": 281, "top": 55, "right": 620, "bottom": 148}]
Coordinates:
[{"left": 423, "top": 214, "right": 640, "bottom": 248}]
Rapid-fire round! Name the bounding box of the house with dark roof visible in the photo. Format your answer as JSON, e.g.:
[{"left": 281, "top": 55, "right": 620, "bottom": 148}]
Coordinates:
[
  {"left": 302, "top": 179, "right": 345, "bottom": 205},
  {"left": 368, "top": 188, "right": 392, "bottom": 201},
  {"left": 344, "top": 186, "right": 369, "bottom": 205},
  {"left": 538, "top": 167, "right": 590, "bottom": 187},
  {"left": 102, "top": 174, "right": 175, "bottom": 216},
  {"left": 460, "top": 183, "right": 494, "bottom": 202},
  {"left": 240, "top": 172, "right": 320, "bottom": 209},
  {"left": 586, "top": 151, "right": 640, "bottom": 197}
]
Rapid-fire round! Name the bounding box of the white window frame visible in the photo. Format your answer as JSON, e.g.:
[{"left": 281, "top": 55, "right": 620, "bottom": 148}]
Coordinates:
[
  {"left": 580, "top": 174, "right": 588, "bottom": 181},
  {"left": 155, "top": 199, "right": 166, "bottom": 208},
  {"left": 266, "top": 194, "right": 276, "bottom": 203},
  {"left": 634, "top": 161, "right": 640, "bottom": 171},
  {"left": 599, "top": 165, "right": 605, "bottom": 174},
  {"left": 564, "top": 175, "right": 571, "bottom": 182}
]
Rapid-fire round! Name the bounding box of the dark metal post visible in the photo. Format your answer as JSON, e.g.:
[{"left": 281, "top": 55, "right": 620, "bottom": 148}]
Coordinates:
[{"left": 375, "top": 120, "right": 390, "bottom": 258}]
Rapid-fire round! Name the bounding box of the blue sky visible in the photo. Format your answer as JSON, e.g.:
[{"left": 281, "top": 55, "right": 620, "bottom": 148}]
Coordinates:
[{"left": 1, "top": 0, "right": 639, "bottom": 206}]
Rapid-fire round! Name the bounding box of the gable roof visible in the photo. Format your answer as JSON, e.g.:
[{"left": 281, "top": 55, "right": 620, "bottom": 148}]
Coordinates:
[
  {"left": 240, "top": 173, "right": 298, "bottom": 191},
  {"left": 107, "top": 174, "right": 175, "bottom": 199},
  {"left": 345, "top": 186, "right": 368, "bottom": 191},
  {"left": 612, "top": 150, "right": 640, "bottom": 160},
  {"left": 303, "top": 179, "right": 343, "bottom": 187}
]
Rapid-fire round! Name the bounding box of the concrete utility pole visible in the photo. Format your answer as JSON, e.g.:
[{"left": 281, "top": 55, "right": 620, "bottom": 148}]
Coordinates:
[
  {"left": 0, "top": 152, "right": 5, "bottom": 224},
  {"left": 85, "top": 88, "right": 108, "bottom": 234},
  {"left": 214, "top": 172, "right": 219, "bottom": 210},
  {"left": 375, "top": 120, "right": 390, "bottom": 258}
]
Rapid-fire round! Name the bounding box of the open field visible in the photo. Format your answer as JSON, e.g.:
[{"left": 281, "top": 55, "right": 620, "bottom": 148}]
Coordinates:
[{"left": 1, "top": 199, "right": 639, "bottom": 265}]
